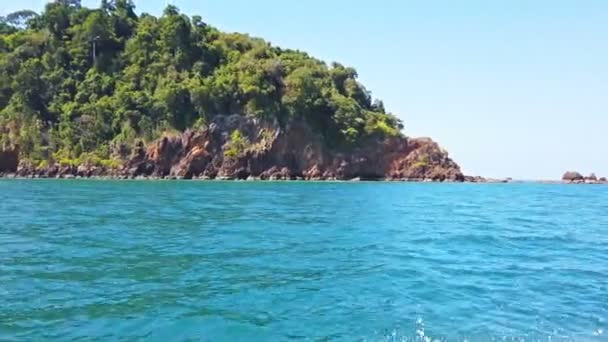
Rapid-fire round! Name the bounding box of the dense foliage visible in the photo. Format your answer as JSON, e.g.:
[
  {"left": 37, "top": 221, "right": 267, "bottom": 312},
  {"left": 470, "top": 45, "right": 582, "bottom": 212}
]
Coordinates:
[{"left": 0, "top": 0, "right": 403, "bottom": 165}]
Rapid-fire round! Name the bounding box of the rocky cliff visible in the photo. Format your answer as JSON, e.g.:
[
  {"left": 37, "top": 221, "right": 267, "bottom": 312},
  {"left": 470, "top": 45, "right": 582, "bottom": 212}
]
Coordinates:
[
  {"left": 8, "top": 115, "right": 464, "bottom": 181},
  {"left": 123, "top": 115, "right": 463, "bottom": 181}
]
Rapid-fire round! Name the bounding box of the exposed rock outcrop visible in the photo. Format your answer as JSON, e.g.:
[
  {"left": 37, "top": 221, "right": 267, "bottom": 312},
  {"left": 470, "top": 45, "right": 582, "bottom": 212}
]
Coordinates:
[
  {"left": 562, "top": 171, "right": 584, "bottom": 182},
  {"left": 562, "top": 171, "right": 607, "bottom": 184},
  {"left": 2, "top": 116, "right": 467, "bottom": 181},
  {"left": 122, "top": 115, "right": 464, "bottom": 181},
  {"left": 464, "top": 176, "right": 510, "bottom": 183}
]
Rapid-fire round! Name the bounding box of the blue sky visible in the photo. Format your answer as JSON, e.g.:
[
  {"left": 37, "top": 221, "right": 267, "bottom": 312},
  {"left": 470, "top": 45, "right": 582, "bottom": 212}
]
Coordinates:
[{"left": 2, "top": 0, "right": 607, "bottom": 179}]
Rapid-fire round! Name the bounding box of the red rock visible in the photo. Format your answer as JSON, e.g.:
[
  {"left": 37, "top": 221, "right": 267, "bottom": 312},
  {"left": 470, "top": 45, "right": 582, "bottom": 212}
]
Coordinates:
[
  {"left": 120, "top": 116, "right": 464, "bottom": 182},
  {"left": 6, "top": 115, "right": 467, "bottom": 181}
]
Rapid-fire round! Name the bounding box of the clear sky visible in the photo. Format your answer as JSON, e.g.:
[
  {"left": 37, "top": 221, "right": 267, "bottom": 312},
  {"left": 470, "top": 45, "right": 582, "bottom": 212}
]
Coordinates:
[{"left": 2, "top": 0, "right": 607, "bottom": 179}]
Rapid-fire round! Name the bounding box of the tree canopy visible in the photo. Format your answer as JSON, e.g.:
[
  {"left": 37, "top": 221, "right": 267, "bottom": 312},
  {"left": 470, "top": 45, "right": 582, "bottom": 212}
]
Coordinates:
[{"left": 0, "top": 1, "right": 403, "bottom": 164}]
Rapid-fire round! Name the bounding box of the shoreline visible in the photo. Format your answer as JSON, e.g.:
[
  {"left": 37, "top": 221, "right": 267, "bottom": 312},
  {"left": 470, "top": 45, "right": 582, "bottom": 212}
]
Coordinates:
[
  {"left": 0, "top": 173, "right": 476, "bottom": 182},
  {"left": 0, "top": 173, "right": 605, "bottom": 184}
]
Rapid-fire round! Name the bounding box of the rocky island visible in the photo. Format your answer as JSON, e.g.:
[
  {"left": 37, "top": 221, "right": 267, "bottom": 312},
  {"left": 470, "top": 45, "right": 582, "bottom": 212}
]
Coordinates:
[
  {"left": 562, "top": 171, "right": 608, "bottom": 184},
  {"left": 0, "top": 1, "right": 465, "bottom": 181}
]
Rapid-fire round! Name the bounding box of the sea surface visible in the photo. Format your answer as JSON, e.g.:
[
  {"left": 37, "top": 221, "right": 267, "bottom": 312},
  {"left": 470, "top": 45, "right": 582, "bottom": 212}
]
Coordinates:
[{"left": 1, "top": 180, "right": 607, "bottom": 341}]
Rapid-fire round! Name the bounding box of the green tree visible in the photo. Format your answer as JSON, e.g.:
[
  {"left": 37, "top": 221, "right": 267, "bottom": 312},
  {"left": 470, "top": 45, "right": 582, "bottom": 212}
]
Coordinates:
[
  {"left": 0, "top": 1, "right": 404, "bottom": 164},
  {"left": 2, "top": 10, "right": 39, "bottom": 29}
]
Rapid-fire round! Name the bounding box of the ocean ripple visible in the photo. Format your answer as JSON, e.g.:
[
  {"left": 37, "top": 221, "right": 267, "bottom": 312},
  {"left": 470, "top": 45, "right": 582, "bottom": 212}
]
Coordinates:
[{"left": 1, "top": 180, "right": 607, "bottom": 340}]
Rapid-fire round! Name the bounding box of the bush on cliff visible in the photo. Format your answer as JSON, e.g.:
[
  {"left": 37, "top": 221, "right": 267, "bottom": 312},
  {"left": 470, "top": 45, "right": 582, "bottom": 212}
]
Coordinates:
[{"left": 224, "top": 129, "right": 249, "bottom": 158}]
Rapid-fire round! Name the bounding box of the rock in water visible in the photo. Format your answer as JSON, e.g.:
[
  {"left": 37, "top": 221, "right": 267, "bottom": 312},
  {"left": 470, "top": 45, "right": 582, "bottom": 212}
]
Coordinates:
[
  {"left": 562, "top": 171, "right": 584, "bottom": 182},
  {"left": 586, "top": 173, "right": 598, "bottom": 181}
]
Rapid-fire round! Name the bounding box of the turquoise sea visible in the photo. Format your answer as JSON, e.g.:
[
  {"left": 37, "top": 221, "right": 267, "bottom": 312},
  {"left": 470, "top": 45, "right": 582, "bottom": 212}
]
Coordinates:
[{"left": 1, "top": 180, "right": 607, "bottom": 341}]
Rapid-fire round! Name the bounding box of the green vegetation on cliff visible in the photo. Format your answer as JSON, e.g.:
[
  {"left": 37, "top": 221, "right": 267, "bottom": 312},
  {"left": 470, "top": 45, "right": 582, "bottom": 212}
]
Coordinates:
[{"left": 0, "top": 0, "right": 403, "bottom": 165}]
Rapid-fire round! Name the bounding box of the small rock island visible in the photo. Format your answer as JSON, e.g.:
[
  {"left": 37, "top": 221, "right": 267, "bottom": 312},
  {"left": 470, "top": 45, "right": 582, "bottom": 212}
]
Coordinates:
[{"left": 562, "top": 171, "right": 607, "bottom": 184}]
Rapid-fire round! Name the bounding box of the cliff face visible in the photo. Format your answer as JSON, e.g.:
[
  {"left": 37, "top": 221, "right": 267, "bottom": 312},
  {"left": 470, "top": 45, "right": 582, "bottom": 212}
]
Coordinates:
[{"left": 123, "top": 115, "right": 463, "bottom": 181}]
